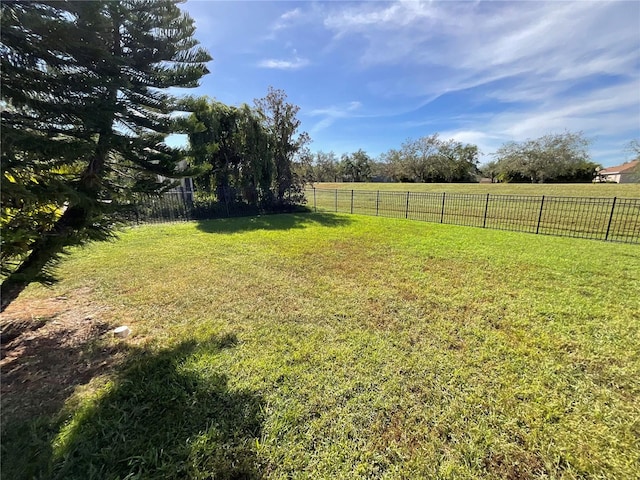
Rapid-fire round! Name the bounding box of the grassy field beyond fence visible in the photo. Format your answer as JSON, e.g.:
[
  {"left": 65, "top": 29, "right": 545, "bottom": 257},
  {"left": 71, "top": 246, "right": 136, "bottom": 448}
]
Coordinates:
[
  {"left": 313, "top": 182, "right": 640, "bottom": 197},
  {"left": 307, "top": 186, "right": 640, "bottom": 243},
  {"left": 2, "top": 214, "right": 639, "bottom": 479}
]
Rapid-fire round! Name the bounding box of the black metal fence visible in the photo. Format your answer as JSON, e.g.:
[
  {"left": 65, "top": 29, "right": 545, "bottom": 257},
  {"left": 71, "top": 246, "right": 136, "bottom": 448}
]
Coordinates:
[
  {"left": 307, "top": 187, "right": 640, "bottom": 244},
  {"left": 130, "top": 188, "right": 640, "bottom": 244},
  {"left": 131, "top": 190, "right": 305, "bottom": 224},
  {"left": 131, "top": 192, "right": 257, "bottom": 223}
]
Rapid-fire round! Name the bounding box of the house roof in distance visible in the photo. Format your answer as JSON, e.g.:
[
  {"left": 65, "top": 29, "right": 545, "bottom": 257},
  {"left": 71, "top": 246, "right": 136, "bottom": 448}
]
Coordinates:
[{"left": 599, "top": 160, "right": 639, "bottom": 174}]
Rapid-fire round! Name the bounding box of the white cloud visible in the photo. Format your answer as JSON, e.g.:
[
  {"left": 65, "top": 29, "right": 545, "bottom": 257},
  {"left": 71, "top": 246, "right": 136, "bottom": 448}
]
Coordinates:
[
  {"left": 258, "top": 56, "right": 309, "bottom": 70},
  {"left": 439, "top": 79, "right": 640, "bottom": 164},
  {"left": 183, "top": 0, "right": 639, "bottom": 167},
  {"left": 322, "top": 1, "right": 639, "bottom": 101},
  {"left": 271, "top": 7, "right": 302, "bottom": 32},
  {"left": 437, "top": 129, "right": 503, "bottom": 160},
  {"left": 310, "top": 101, "right": 362, "bottom": 117},
  {"left": 500, "top": 81, "right": 639, "bottom": 137},
  {"left": 281, "top": 8, "right": 301, "bottom": 22},
  {"left": 309, "top": 101, "right": 362, "bottom": 134},
  {"left": 324, "top": 1, "right": 444, "bottom": 31}
]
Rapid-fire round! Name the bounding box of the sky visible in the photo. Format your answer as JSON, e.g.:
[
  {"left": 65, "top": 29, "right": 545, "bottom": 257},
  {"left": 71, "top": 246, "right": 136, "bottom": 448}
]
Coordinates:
[{"left": 171, "top": 0, "right": 640, "bottom": 167}]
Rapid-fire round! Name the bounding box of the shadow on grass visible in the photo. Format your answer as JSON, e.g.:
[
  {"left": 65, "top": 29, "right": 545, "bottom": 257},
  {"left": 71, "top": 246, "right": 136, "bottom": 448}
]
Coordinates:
[
  {"left": 2, "top": 333, "right": 265, "bottom": 480},
  {"left": 196, "top": 211, "right": 352, "bottom": 234},
  {"left": 1, "top": 316, "right": 117, "bottom": 425}
]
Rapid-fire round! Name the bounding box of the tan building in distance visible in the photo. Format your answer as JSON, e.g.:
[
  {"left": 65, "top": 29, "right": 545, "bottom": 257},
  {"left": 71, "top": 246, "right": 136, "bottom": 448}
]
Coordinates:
[{"left": 594, "top": 160, "right": 639, "bottom": 183}]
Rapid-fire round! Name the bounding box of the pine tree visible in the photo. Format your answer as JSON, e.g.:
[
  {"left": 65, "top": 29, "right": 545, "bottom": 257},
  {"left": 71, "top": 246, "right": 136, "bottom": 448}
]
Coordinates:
[{"left": 1, "top": 0, "right": 211, "bottom": 311}]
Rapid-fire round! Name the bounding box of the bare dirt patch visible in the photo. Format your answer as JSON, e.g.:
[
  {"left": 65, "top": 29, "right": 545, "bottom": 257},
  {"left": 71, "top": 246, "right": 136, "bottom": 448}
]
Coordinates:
[
  {"left": 1, "top": 288, "right": 125, "bottom": 426},
  {"left": 483, "top": 450, "right": 549, "bottom": 480}
]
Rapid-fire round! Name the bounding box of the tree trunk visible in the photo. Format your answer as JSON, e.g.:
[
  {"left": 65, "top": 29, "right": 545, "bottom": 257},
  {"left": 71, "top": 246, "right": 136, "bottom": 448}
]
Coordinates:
[
  {"left": 2, "top": 243, "right": 57, "bottom": 312},
  {"left": 1, "top": 16, "right": 119, "bottom": 312},
  {"left": 1, "top": 123, "right": 112, "bottom": 311},
  {"left": 1, "top": 205, "right": 88, "bottom": 312}
]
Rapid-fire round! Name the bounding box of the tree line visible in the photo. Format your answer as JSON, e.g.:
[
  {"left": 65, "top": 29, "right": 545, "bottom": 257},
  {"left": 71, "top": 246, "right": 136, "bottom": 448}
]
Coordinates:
[
  {"left": 301, "top": 134, "right": 480, "bottom": 184},
  {"left": 481, "top": 132, "right": 599, "bottom": 183},
  {"left": 303, "top": 132, "right": 636, "bottom": 185}
]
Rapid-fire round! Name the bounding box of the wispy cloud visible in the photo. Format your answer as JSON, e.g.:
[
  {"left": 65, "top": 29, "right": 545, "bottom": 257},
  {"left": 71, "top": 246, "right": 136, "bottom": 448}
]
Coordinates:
[
  {"left": 440, "top": 79, "right": 640, "bottom": 162},
  {"left": 310, "top": 101, "right": 362, "bottom": 117},
  {"left": 436, "top": 129, "right": 505, "bottom": 160},
  {"left": 275, "top": 8, "right": 302, "bottom": 29},
  {"left": 316, "top": 0, "right": 640, "bottom": 163},
  {"left": 265, "top": 6, "right": 316, "bottom": 39},
  {"left": 322, "top": 1, "right": 639, "bottom": 105},
  {"left": 324, "top": 1, "right": 445, "bottom": 31},
  {"left": 258, "top": 56, "right": 309, "bottom": 70},
  {"left": 309, "top": 101, "right": 362, "bottom": 134}
]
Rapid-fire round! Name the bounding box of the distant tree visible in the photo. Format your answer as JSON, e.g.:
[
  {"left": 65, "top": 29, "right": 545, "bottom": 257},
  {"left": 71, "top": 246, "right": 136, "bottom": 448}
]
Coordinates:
[
  {"left": 339, "top": 154, "right": 352, "bottom": 181},
  {"left": 313, "top": 151, "right": 340, "bottom": 182},
  {"left": 293, "top": 147, "right": 315, "bottom": 186},
  {"left": 382, "top": 134, "right": 479, "bottom": 182},
  {"left": 340, "top": 149, "right": 373, "bottom": 182},
  {"left": 628, "top": 139, "right": 640, "bottom": 160},
  {"left": 623, "top": 139, "right": 640, "bottom": 182},
  {"left": 438, "top": 140, "right": 479, "bottom": 182},
  {"left": 480, "top": 160, "right": 500, "bottom": 183},
  {"left": 370, "top": 160, "right": 392, "bottom": 182},
  {"left": 403, "top": 134, "right": 442, "bottom": 182},
  {"left": 254, "top": 87, "right": 310, "bottom": 205},
  {"left": 493, "top": 132, "right": 596, "bottom": 183},
  {"left": 380, "top": 148, "right": 409, "bottom": 182}
]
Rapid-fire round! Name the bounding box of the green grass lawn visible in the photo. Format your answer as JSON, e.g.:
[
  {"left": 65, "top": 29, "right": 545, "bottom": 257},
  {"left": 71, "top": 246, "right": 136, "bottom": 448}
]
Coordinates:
[
  {"left": 2, "top": 213, "right": 639, "bottom": 479},
  {"left": 313, "top": 182, "right": 640, "bottom": 198}
]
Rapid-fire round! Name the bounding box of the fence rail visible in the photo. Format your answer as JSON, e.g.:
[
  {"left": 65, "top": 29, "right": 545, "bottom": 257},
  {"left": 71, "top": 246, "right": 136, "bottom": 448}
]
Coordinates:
[
  {"left": 130, "top": 190, "right": 305, "bottom": 224},
  {"left": 307, "top": 187, "right": 640, "bottom": 244},
  {"left": 131, "top": 191, "right": 260, "bottom": 224}
]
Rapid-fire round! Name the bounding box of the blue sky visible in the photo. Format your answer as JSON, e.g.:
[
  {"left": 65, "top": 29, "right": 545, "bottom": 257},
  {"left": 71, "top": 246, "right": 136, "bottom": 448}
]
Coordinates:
[{"left": 173, "top": 0, "right": 640, "bottom": 167}]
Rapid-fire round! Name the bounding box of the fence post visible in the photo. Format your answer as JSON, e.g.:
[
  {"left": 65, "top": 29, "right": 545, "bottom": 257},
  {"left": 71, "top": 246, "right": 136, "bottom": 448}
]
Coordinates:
[
  {"left": 135, "top": 202, "right": 140, "bottom": 225},
  {"left": 483, "top": 193, "right": 490, "bottom": 228},
  {"left": 376, "top": 190, "right": 380, "bottom": 216},
  {"left": 440, "top": 192, "right": 446, "bottom": 223},
  {"left": 405, "top": 191, "right": 410, "bottom": 219},
  {"left": 536, "top": 195, "right": 545, "bottom": 234},
  {"left": 350, "top": 190, "right": 354, "bottom": 214},
  {"left": 335, "top": 188, "right": 338, "bottom": 212},
  {"left": 605, "top": 197, "right": 617, "bottom": 241},
  {"left": 313, "top": 186, "right": 317, "bottom": 212}
]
